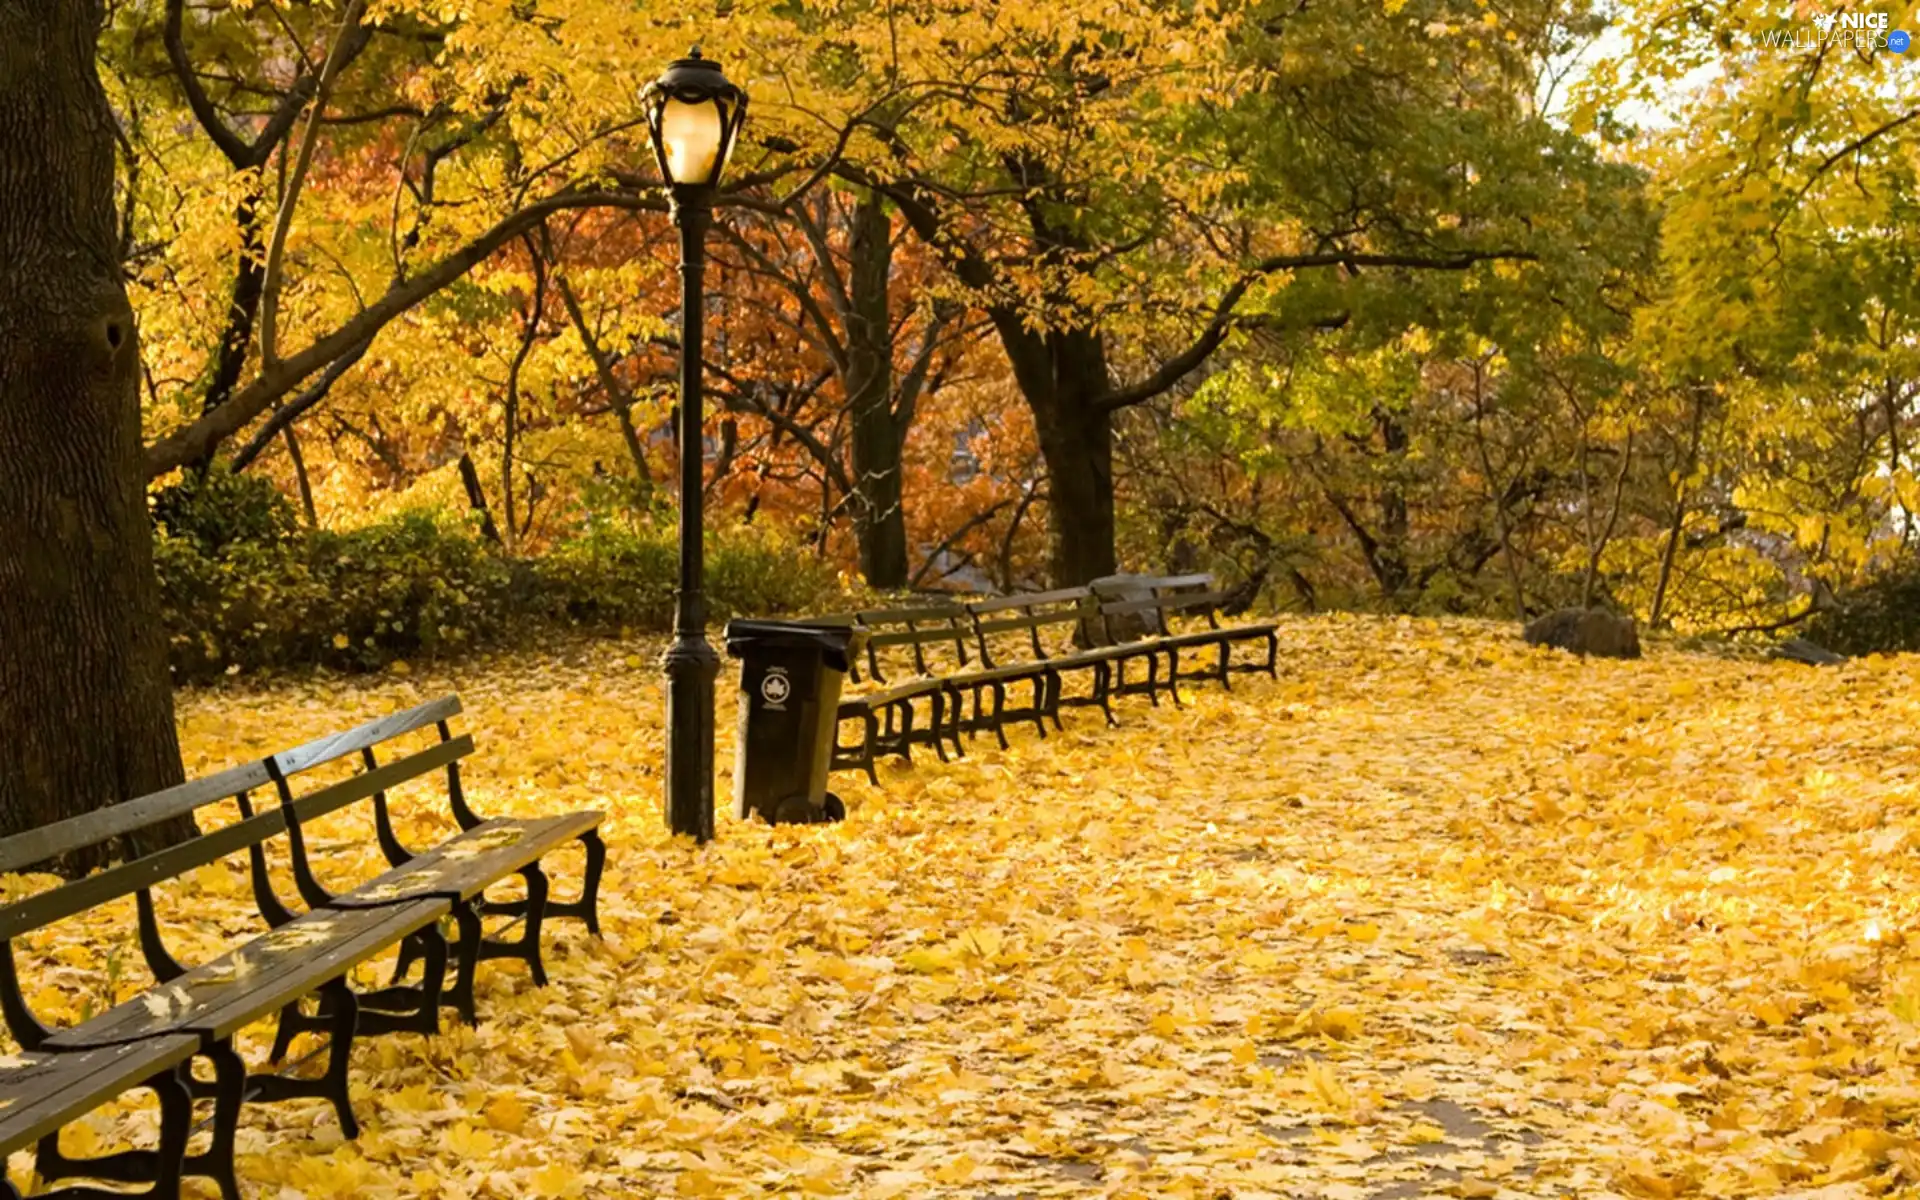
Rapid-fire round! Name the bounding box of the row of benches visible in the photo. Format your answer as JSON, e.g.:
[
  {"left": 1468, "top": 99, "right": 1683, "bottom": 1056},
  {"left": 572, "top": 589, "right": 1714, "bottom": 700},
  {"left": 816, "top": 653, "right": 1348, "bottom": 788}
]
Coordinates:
[
  {"left": 828, "top": 574, "right": 1279, "bottom": 781},
  {"left": 0, "top": 697, "right": 603, "bottom": 1199}
]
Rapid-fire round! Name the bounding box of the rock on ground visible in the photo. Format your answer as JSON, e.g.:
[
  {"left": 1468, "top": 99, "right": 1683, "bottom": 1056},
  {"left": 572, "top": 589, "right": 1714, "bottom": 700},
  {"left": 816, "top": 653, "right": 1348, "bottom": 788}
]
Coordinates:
[{"left": 1521, "top": 607, "right": 1642, "bottom": 659}]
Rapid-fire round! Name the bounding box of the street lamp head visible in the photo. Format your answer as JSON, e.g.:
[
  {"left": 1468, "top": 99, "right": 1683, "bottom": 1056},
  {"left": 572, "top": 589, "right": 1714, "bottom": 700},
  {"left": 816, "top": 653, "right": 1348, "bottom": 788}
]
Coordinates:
[{"left": 641, "top": 50, "right": 748, "bottom": 189}]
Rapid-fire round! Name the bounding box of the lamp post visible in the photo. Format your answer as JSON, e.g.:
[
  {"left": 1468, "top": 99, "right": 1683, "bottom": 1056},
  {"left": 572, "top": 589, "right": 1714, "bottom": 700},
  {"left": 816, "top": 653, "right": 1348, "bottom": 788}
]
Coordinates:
[{"left": 641, "top": 51, "right": 748, "bottom": 842}]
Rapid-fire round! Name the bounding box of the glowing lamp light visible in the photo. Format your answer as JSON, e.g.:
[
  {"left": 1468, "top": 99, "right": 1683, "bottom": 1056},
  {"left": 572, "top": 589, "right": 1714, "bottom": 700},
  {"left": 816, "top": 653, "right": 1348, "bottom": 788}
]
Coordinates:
[{"left": 641, "top": 51, "right": 747, "bottom": 189}]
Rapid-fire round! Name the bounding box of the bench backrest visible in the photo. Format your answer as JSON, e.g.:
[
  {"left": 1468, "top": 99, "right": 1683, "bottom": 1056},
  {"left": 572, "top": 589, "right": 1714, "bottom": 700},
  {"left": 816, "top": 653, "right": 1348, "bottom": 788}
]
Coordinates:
[
  {"left": 965, "top": 588, "right": 1099, "bottom": 667},
  {"left": 1093, "top": 574, "right": 1231, "bottom": 642},
  {"left": 849, "top": 603, "right": 973, "bottom": 682},
  {"left": 0, "top": 696, "right": 471, "bottom": 1049}
]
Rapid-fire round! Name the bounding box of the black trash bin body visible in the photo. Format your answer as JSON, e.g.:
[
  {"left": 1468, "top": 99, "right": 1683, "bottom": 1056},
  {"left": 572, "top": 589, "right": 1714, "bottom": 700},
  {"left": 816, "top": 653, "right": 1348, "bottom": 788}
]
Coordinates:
[{"left": 723, "top": 619, "right": 865, "bottom": 825}]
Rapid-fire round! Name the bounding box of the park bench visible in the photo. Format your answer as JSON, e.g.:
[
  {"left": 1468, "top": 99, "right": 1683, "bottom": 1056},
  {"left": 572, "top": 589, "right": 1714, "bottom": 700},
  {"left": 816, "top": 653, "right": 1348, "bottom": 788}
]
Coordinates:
[
  {"left": 827, "top": 602, "right": 1052, "bottom": 783},
  {"left": 824, "top": 574, "right": 1279, "bottom": 782},
  {"left": 1087, "top": 573, "right": 1280, "bottom": 696},
  {"left": 0, "top": 695, "right": 603, "bottom": 1199}
]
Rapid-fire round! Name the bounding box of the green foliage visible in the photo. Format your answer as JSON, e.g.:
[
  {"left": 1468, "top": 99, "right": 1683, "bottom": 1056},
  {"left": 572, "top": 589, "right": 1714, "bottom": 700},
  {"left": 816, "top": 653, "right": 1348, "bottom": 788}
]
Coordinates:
[
  {"left": 536, "top": 522, "right": 843, "bottom": 632},
  {"left": 151, "top": 467, "right": 299, "bottom": 553},
  {"left": 156, "top": 510, "right": 515, "bottom": 681},
  {"left": 1804, "top": 567, "right": 1920, "bottom": 657},
  {"left": 156, "top": 509, "right": 846, "bottom": 682}
]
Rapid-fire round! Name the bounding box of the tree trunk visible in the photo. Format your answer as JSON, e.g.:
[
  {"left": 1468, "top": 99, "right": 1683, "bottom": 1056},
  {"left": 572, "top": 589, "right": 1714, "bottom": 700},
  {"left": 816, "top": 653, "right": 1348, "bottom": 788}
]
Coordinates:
[
  {"left": 1650, "top": 386, "right": 1708, "bottom": 627},
  {"left": 1027, "top": 329, "right": 1118, "bottom": 586},
  {"left": 844, "top": 193, "right": 909, "bottom": 589},
  {"left": 457, "top": 452, "right": 502, "bottom": 546},
  {"left": 0, "top": 0, "right": 187, "bottom": 849},
  {"left": 1371, "top": 409, "right": 1412, "bottom": 607}
]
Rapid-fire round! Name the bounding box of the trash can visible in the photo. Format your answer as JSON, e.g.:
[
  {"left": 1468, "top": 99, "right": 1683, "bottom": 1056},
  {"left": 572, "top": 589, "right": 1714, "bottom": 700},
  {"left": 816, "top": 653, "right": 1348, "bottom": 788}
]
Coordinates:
[{"left": 723, "top": 619, "right": 866, "bottom": 825}]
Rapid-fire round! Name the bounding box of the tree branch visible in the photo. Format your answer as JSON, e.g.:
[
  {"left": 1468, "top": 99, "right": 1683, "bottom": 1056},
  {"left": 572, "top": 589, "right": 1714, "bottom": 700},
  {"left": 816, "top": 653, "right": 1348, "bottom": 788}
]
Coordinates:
[
  {"left": 145, "top": 186, "right": 664, "bottom": 477},
  {"left": 1099, "top": 248, "right": 1533, "bottom": 412},
  {"left": 229, "top": 338, "right": 373, "bottom": 471},
  {"left": 259, "top": 0, "right": 368, "bottom": 367}
]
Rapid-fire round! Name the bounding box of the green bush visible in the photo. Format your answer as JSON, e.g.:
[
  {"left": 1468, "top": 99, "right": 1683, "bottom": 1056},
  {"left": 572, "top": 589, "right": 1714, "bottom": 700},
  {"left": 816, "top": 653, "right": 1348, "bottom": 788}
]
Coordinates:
[
  {"left": 151, "top": 467, "right": 300, "bottom": 553},
  {"left": 155, "top": 506, "right": 846, "bottom": 681},
  {"left": 1804, "top": 567, "right": 1920, "bottom": 656},
  {"left": 156, "top": 510, "right": 515, "bottom": 681},
  {"left": 531, "top": 522, "right": 843, "bottom": 631}
]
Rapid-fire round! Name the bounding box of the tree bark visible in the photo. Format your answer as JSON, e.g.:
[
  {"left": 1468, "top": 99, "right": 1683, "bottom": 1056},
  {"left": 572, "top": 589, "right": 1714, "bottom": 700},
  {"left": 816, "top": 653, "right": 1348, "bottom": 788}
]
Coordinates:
[
  {"left": 0, "top": 0, "right": 186, "bottom": 849},
  {"left": 994, "top": 316, "right": 1118, "bottom": 585},
  {"left": 1650, "top": 386, "right": 1708, "bottom": 627},
  {"left": 844, "top": 193, "right": 910, "bottom": 589},
  {"left": 457, "top": 452, "right": 502, "bottom": 545}
]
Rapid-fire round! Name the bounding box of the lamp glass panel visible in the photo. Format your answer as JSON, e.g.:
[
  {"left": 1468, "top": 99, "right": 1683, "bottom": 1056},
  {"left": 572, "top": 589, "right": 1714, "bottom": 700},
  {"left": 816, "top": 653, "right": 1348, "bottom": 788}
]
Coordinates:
[{"left": 658, "top": 96, "right": 723, "bottom": 184}]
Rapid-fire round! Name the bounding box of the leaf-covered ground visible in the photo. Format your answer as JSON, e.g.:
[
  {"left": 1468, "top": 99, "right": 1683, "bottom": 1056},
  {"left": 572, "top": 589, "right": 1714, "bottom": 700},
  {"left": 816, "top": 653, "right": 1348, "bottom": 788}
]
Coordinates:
[{"left": 10, "top": 616, "right": 1920, "bottom": 1198}]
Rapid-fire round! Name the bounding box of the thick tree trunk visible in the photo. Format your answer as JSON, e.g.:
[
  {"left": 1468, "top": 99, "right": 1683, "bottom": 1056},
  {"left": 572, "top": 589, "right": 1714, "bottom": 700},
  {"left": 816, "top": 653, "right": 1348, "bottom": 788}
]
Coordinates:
[
  {"left": 0, "top": 0, "right": 186, "bottom": 847},
  {"left": 844, "top": 193, "right": 909, "bottom": 590},
  {"left": 1012, "top": 327, "right": 1118, "bottom": 586}
]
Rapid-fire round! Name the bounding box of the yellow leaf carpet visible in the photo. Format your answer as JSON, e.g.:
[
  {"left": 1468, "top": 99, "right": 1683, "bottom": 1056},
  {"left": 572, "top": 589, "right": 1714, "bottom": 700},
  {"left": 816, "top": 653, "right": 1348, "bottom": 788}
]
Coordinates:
[{"left": 7, "top": 615, "right": 1920, "bottom": 1198}]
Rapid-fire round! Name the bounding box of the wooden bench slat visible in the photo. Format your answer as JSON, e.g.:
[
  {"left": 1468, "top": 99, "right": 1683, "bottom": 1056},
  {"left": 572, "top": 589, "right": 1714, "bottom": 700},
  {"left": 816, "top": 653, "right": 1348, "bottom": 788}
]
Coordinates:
[
  {"left": 45, "top": 899, "right": 449, "bottom": 1048},
  {"left": 0, "top": 698, "right": 463, "bottom": 879},
  {"left": 966, "top": 587, "right": 1090, "bottom": 615},
  {"left": 1098, "top": 595, "right": 1169, "bottom": 615},
  {"left": 0, "top": 737, "right": 472, "bottom": 942},
  {"left": 857, "top": 603, "right": 967, "bottom": 623},
  {"left": 0, "top": 1036, "right": 198, "bottom": 1154},
  {"left": 974, "top": 609, "right": 1085, "bottom": 635},
  {"left": 271, "top": 695, "right": 463, "bottom": 779},
  {"left": 0, "top": 759, "right": 274, "bottom": 877},
  {"left": 865, "top": 626, "right": 966, "bottom": 648},
  {"left": 331, "top": 813, "right": 603, "bottom": 908},
  {"left": 839, "top": 677, "right": 943, "bottom": 711}
]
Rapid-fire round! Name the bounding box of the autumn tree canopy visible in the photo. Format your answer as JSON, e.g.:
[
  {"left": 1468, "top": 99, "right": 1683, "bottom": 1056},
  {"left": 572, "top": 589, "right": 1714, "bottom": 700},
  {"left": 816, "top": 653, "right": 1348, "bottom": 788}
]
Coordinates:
[{"left": 70, "top": 0, "right": 1920, "bottom": 623}]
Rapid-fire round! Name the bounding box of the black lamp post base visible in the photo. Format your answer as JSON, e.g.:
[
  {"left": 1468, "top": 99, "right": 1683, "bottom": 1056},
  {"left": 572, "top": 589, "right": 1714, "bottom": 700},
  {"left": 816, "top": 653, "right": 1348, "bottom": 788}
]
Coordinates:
[{"left": 662, "top": 635, "right": 720, "bottom": 841}]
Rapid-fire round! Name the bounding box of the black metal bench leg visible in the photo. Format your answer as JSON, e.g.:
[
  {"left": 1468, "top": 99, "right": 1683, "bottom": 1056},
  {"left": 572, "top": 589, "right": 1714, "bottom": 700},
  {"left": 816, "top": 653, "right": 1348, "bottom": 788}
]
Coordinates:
[
  {"left": 944, "top": 686, "right": 967, "bottom": 758},
  {"left": 191, "top": 1041, "right": 246, "bottom": 1200},
  {"left": 929, "top": 690, "right": 951, "bottom": 763},
  {"left": 859, "top": 712, "right": 880, "bottom": 784},
  {"left": 478, "top": 863, "right": 550, "bottom": 987},
  {"left": 319, "top": 978, "right": 361, "bottom": 1138},
  {"left": 952, "top": 688, "right": 969, "bottom": 756},
  {"left": 521, "top": 863, "right": 550, "bottom": 986},
  {"left": 553, "top": 829, "right": 606, "bottom": 937},
  {"left": 357, "top": 922, "right": 448, "bottom": 1037},
  {"left": 447, "top": 902, "right": 482, "bottom": 1025},
  {"left": 1218, "top": 642, "right": 1233, "bottom": 689},
  {"left": 242, "top": 978, "right": 362, "bottom": 1139},
  {"left": 33, "top": 1060, "right": 194, "bottom": 1200},
  {"left": 1165, "top": 649, "right": 1184, "bottom": 707},
  {"left": 1265, "top": 632, "right": 1279, "bottom": 677},
  {"left": 267, "top": 995, "right": 307, "bottom": 1065},
  {"left": 390, "top": 930, "right": 420, "bottom": 987},
  {"left": 1096, "top": 662, "right": 1119, "bottom": 727},
  {"left": 1047, "top": 672, "right": 1066, "bottom": 731},
  {"left": 989, "top": 682, "right": 1011, "bottom": 749}
]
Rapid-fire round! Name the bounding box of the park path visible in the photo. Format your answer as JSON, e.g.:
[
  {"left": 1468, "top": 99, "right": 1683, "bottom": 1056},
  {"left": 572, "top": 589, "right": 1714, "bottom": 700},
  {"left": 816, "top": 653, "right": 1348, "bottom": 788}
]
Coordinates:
[{"left": 111, "top": 617, "right": 1920, "bottom": 1197}]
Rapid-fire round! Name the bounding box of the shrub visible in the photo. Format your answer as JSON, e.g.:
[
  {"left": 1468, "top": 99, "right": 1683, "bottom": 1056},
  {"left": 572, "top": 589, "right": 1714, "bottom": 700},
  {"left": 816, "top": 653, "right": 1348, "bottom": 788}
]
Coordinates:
[
  {"left": 531, "top": 522, "right": 843, "bottom": 631},
  {"left": 1804, "top": 567, "right": 1920, "bottom": 656},
  {"left": 151, "top": 467, "right": 299, "bottom": 553},
  {"left": 154, "top": 506, "right": 848, "bottom": 681},
  {"left": 156, "top": 510, "right": 515, "bottom": 682}
]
